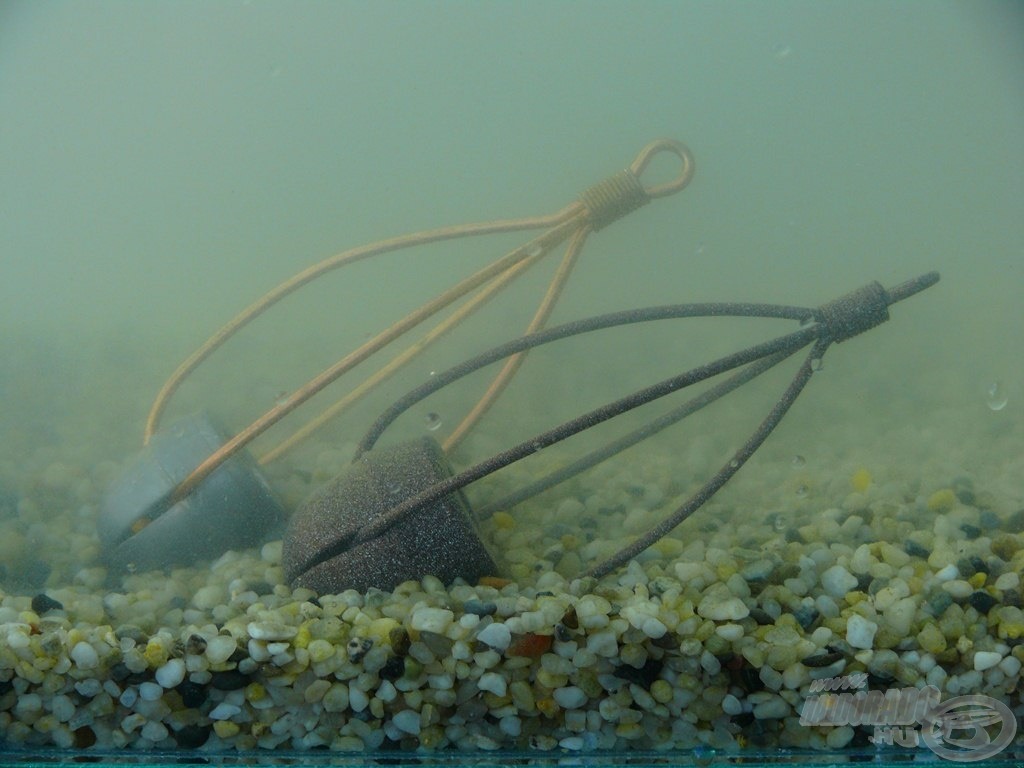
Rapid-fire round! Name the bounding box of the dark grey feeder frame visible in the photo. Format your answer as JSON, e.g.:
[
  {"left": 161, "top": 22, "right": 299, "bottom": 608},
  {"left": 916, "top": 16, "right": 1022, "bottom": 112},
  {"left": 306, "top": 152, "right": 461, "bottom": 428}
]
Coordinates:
[{"left": 99, "top": 273, "right": 939, "bottom": 595}]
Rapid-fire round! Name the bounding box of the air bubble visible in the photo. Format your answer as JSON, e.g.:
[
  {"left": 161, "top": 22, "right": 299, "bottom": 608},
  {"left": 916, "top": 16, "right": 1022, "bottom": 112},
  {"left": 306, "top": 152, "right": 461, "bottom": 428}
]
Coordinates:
[
  {"left": 772, "top": 515, "right": 788, "bottom": 532},
  {"left": 693, "top": 745, "right": 717, "bottom": 766},
  {"left": 729, "top": 459, "right": 740, "bottom": 470},
  {"left": 810, "top": 358, "right": 824, "bottom": 372},
  {"left": 424, "top": 412, "right": 443, "bottom": 431},
  {"left": 795, "top": 484, "right": 808, "bottom": 497},
  {"left": 986, "top": 380, "right": 1007, "bottom": 411},
  {"left": 526, "top": 244, "right": 543, "bottom": 258},
  {"left": 773, "top": 44, "right": 793, "bottom": 60},
  {"left": 791, "top": 455, "right": 806, "bottom": 468}
]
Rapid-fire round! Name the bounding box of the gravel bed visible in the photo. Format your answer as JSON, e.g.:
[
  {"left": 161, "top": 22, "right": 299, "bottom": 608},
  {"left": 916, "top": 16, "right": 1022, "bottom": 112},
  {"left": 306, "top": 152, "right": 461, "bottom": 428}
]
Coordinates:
[{"left": 1, "top": 340, "right": 1022, "bottom": 758}]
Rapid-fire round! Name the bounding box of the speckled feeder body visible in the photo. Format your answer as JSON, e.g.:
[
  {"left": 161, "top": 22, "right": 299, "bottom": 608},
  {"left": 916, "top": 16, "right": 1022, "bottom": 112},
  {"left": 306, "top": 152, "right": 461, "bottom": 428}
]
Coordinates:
[{"left": 283, "top": 437, "right": 499, "bottom": 594}]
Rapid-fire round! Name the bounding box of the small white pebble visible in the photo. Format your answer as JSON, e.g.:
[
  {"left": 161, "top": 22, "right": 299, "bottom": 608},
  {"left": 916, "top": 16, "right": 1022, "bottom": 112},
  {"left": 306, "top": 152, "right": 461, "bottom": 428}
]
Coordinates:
[
  {"left": 846, "top": 614, "right": 878, "bottom": 650},
  {"left": 205, "top": 636, "right": 237, "bottom": 664},
  {"left": 752, "top": 695, "right": 789, "bottom": 719},
  {"left": 721, "top": 694, "right": 743, "bottom": 715},
  {"left": 247, "top": 621, "right": 297, "bottom": 641},
  {"left": 995, "top": 572, "right": 1019, "bottom": 591},
  {"left": 141, "top": 720, "right": 169, "bottom": 742},
  {"left": 640, "top": 616, "right": 667, "bottom": 639},
  {"left": 973, "top": 651, "right": 1002, "bottom": 672},
  {"left": 410, "top": 607, "right": 454, "bottom": 634},
  {"left": 391, "top": 709, "right": 421, "bottom": 735},
  {"left": 586, "top": 629, "right": 619, "bottom": 658},
  {"left": 821, "top": 565, "right": 858, "bottom": 599},
  {"left": 208, "top": 702, "right": 242, "bottom": 720},
  {"left": 715, "top": 622, "right": 745, "bottom": 641},
  {"left": 553, "top": 686, "right": 587, "bottom": 709},
  {"left": 477, "top": 672, "right": 507, "bottom": 697},
  {"left": 155, "top": 658, "right": 186, "bottom": 688},
  {"left": 942, "top": 580, "right": 973, "bottom": 599},
  {"left": 476, "top": 622, "right": 511, "bottom": 651},
  {"left": 138, "top": 681, "right": 163, "bottom": 701},
  {"left": 70, "top": 641, "right": 99, "bottom": 670},
  {"left": 697, "top": 591, "right": 749, "bottom": 621},
  {"left": 559, "top": 736, "right": 584, "bottom": 751}
]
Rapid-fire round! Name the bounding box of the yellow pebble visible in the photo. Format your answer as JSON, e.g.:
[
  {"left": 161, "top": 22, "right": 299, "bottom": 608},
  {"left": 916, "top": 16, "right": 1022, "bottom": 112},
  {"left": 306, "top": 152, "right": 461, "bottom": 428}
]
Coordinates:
[
  {"left": 307, "top": 638, "right": 335, "bottom": 663},
  {"left": 650, "top": 679, "right": 673, "bottom": 704},
  {"left": 292, "top": 624, "right": 311, "bottom": 649},
  {"left": 245, "top": 682, "right": 266, "bottom": 703},
  {"left": 143, "top": 638, "right": 169, "bottom": 668},
  {"left": 968, "top": 573, "right": 987, "bottom": 588},
  {"left": 654, "top": 538, "right": 683, "bottom": 557},
  {"left": 492, "top": 511, "right": 516, "bottom": 530},
  {"left": 536, "top": 697, "right": 559, "bottom": 718},
  {"left": 850, "top": 468, "right": 872, "bottom": 493},
  {"left": 927, "top": 489, "right": 957, "bottom": 513},
  {"left": 213, "top": 720, "right": 240, "bottom": 739}
]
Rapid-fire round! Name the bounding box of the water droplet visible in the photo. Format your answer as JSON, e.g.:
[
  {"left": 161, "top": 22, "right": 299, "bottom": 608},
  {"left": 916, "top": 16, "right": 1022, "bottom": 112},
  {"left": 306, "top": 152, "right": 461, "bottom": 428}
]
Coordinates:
[
  {"left": 387, "top": 482, "right": 402, "bottom": 496},
  {"left": 791, "top": 455, "right": 806, "bottom": 468},
  {"left": 424, "top": 412, "right": 442, "bottom": 431},
  {"left": 799, "top": 315, "right": 815, "bottom": 328},
  {"left": 428, "top": 370, "right": 437, "bottom": 377},
  {"left": 772, "top": 514, "right": 788, "bottom": 532},
  {"left": 795, "top": 484, "right": 808, "bottom": 497},
  {"left": 986, "top": 380, "right": 1008, "bottom": 411},
  {"left": 525, "top": 244, "right": 543, "bottom": 258},
  {"left": 810, "top": 358, "right": 824, "bottom": 372},
  {"left": 729, "top": 459, "right": 740, "bottom": 470},
  {"left": 274, "top": 391, "right": 290, "bottom": 407}
]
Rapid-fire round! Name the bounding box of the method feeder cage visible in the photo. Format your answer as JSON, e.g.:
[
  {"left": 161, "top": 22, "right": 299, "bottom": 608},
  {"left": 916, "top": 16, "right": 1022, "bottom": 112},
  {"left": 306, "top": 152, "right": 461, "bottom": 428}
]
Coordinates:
[{"left": 97, "top": 139, "right": 940, "bottom": 595}]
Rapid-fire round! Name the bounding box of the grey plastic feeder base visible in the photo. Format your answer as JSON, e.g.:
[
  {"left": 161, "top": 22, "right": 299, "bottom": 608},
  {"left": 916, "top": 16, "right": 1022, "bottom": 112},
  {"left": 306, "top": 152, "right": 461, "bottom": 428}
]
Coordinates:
[
  {"left": 98, "top": 412, "right": 285, "bottom": 573},
  {"left": 283, "top": 437, "right": 499, "bottom": 594}
]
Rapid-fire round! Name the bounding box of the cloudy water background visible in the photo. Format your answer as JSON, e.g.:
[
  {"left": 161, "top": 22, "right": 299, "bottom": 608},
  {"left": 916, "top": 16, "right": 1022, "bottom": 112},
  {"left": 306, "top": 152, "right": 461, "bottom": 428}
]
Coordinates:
[{"left": 0, "top": 2, "right": 1021, "bottom": 553}]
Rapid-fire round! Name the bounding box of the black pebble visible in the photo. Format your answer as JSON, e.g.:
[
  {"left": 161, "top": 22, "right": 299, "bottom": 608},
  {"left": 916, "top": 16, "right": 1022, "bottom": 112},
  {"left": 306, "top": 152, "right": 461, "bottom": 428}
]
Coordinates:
[
  {"left": 748, "top": 608, "right": 775, "bottom": 626},
  {"left": 792, "top": 606, "right": 820, "bottom": 631},
  {"left": 903, "top": 540, "right": 930, "bottom": 558},
  {"left": 209, "top": 670, "right": 250, "bottom": 690},
  {"left": 462, "top": 600, "right": 497, "bottom": 617},
  {"left": 803, "top": 651, "right": 844, "bottom": 668},
  {"left": 174, "top": 724, "right": 211, "bottom": 749},
  {"left": 612, "top": 657, "right": 663, "bottom": 688},
  {"left": 31, "top": 593, "right": 63, "bottom": 613},
  {"left": 379, "top": 656, "right": 405, "bottom": 682},
  {"left": 955, "top": 488, "right": 977, "bottom": 506},
  {"left": 1002, "top": 589, "right": 1022, "bottom": 608},
  {"left": 968, "top": 591, "right": 999, "bottom": 614},
  {"left": 960, "top": 524, "right": 982, "bottom": 540},
  {"left": 108, "top": 662, "right": 132, "bottom": 682},
  {"left": 177, "top": 680, "right": 206, "bottom": 708}
]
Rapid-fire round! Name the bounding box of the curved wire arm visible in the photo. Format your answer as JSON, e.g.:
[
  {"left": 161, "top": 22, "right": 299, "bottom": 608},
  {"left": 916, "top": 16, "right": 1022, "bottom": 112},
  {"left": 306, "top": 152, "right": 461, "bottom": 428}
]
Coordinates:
[
  {"left": 342, "top": 272, "right": 939, "bottom": 579},
  {"left": 153, "top": 140, "right": 695, "bottom": 504}
]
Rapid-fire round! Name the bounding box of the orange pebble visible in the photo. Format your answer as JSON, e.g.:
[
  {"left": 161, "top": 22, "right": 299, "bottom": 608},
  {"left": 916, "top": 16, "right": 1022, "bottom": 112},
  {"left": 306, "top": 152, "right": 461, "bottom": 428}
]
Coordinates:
[{"left": 507, "top": 632, "right": 553, "bottom": 658}]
